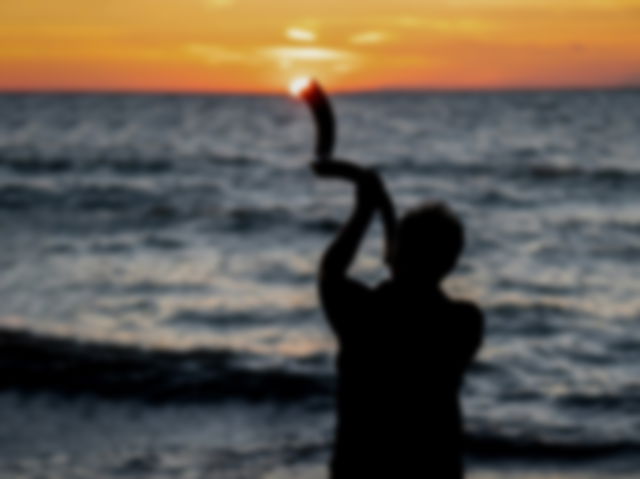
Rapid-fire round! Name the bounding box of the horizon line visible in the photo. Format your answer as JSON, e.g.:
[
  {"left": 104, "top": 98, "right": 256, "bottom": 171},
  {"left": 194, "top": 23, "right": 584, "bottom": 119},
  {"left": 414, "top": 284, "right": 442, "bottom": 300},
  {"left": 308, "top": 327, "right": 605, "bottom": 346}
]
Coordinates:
[{"left": 0, "top": 84, "right": 638, "bottom": 97}]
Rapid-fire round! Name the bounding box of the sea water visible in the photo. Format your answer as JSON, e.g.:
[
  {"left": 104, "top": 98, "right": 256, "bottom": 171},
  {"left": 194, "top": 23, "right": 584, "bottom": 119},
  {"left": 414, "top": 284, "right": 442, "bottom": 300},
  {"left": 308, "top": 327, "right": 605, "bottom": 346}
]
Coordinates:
[{"left": 1, "top": 90, "right": 639, "bottom": 478}]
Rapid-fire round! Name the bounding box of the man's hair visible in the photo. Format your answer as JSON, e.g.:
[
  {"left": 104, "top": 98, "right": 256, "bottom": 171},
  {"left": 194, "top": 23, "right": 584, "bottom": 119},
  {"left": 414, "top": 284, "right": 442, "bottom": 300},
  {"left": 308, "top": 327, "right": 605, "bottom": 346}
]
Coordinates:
[{"left": 394, "top": 202, "right": 464, "bottom": 282}]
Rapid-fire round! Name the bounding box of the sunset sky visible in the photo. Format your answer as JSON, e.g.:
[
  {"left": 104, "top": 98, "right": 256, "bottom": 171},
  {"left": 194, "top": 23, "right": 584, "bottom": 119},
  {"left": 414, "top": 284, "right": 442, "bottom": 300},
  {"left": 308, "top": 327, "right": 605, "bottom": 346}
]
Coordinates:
[{"left": 1, "top": 0, "right": 639, "bottom": 92}]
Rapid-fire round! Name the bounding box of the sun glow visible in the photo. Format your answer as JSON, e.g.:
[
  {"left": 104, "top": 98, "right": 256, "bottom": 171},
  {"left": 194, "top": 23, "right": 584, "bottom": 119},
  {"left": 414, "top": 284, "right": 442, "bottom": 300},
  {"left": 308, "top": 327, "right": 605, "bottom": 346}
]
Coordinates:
[
  {"left": 289, "top": 76, "right": 314, "bottom": 97},
  {"left": 286, "top": 28, "right": 317, "bottom": 42}
]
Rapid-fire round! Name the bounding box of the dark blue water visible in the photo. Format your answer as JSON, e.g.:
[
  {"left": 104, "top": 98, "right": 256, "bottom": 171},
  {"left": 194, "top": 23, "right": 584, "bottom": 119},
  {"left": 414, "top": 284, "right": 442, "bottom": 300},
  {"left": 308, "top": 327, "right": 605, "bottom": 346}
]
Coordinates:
[{"left": 1, "top": 91, "right": 640, "bottom": 477}]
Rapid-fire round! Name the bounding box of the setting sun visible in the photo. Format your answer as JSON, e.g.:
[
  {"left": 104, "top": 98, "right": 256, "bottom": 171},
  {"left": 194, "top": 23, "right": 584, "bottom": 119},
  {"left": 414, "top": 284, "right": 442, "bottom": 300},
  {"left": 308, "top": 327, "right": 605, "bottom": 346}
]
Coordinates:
[{"left": 289, "top": 76, "right": 313, "bottom": 97}]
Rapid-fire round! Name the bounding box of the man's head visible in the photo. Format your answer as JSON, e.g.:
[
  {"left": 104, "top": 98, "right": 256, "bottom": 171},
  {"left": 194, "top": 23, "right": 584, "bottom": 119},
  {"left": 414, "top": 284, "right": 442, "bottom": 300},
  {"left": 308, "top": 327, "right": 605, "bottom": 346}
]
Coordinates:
[{"left": 391, "top": 202, "right": 464, "bottom": 285}]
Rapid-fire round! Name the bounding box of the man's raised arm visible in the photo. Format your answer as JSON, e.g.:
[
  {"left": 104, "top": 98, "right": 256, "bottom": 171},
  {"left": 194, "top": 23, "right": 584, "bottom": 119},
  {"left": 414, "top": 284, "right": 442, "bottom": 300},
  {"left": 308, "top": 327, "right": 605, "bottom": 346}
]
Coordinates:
[{"left": 312, "top": 160, "right": 396, "bottom": 282}]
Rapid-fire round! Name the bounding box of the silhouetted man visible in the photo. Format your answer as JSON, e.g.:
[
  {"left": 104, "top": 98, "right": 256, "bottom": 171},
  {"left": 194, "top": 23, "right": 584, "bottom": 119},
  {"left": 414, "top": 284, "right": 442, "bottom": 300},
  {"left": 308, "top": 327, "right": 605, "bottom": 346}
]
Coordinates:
[{"left": 313, "top": 160, "right": 483, "bottom": 478}]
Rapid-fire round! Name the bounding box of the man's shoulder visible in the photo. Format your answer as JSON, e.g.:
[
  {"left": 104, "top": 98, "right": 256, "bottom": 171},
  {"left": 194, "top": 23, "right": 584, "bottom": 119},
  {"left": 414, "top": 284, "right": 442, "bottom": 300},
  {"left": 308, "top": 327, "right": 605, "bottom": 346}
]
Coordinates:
[
  {"left": 452, "top": 299, "right": 482, "bottom": 317},
  {"left": 451, "top": 299, "right": 484, "bottom": 334}
]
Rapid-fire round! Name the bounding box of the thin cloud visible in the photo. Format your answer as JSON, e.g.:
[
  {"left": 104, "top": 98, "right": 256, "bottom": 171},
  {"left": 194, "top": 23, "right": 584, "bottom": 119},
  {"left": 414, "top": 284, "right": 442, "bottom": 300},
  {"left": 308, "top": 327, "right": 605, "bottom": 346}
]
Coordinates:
[
  {"left": 350, "top": 31, "right": 389, "bottom": 45},
  {"left": 262, "top": 46, "right": 354, "bottom": 62},
  {"left": 261, "top": 46, "right": 359, "bottom": 75},
  {"left": 286, "top": 27, "right": 317, "bottom": 42}
]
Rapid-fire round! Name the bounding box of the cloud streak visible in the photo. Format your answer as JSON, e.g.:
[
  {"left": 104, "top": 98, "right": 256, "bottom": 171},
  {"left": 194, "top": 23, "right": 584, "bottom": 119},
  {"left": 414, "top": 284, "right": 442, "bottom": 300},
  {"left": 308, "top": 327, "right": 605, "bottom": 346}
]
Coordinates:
[
  {"left": 262, "top": 46, "right": 354, "bottom": 62},
  {"left": 350, "top": 31, "right": 389, "bottom": 45},
  {"left": 286, "top": 28, "right": 316, "bottom": 42}
]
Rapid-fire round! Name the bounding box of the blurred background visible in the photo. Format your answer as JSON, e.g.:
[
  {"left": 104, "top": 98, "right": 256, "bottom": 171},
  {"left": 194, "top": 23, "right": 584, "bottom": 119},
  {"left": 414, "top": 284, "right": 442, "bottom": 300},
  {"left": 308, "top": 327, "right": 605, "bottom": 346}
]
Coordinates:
[{"left": 1, "top": 1, "right": 640, "bottom": 478}]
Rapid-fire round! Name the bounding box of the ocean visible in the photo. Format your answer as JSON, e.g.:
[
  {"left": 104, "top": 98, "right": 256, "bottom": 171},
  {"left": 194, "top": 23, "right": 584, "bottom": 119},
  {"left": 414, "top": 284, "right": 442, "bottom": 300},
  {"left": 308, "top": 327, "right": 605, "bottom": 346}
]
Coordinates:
[{"left": 1, "top": 90, "right": 639, "bottom": 478}]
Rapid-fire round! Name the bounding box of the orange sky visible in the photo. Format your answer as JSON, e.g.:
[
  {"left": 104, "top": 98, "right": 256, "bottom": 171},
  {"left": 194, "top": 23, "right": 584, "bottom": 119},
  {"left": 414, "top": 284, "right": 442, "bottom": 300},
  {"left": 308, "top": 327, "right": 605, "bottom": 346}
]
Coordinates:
[{"left": 1, "top": 0, "right": 639, "bottom": 92}]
